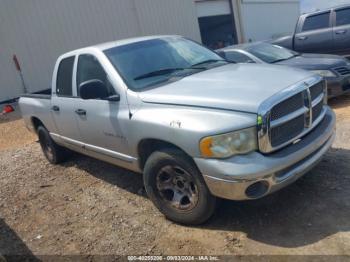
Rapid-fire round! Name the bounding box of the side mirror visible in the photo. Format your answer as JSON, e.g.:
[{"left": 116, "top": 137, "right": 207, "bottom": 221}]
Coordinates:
[{"left": 79, "top": 79, "right": 109, "bottom": 100}]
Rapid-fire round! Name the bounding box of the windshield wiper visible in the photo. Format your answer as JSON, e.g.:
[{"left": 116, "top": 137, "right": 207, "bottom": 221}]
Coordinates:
[
  {"left": 271, "top": 58, "right": 289, "bottom": 63},
  {"left": 190, "top": 59, "right": 225, "bottom": 68},
  {"left": 134, "top": 66, "right": 208, "bottom": 80},
  {"left": 134, "top": 68, "right": 187, "bottom": 80}
]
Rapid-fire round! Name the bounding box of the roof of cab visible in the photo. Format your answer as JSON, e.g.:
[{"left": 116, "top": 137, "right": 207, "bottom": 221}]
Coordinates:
[
  {"left": 58, "top": 35, "right": 181, "bottom": 59},
  {"left": 94, "top": 35, "right": 180, "bottom": 51},
  {"left": 301, "top": 3, "right": 350, "bottom": 17}
]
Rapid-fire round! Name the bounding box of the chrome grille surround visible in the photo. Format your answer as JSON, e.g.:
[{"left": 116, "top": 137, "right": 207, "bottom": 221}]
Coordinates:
[{"left": 258, "top": 75, "right": 327, "bottom": 153}]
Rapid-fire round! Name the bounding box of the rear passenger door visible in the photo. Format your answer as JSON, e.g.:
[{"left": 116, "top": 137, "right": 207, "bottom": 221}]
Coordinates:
[
  {"left": 333, "top": 7, "right": 350, "bottom": 56},
  {"left": 294, "top": 11, "right": 333, "bottom": 53},
  {"left": 51, "top": 56, "right": 82, "bottom": 147}
]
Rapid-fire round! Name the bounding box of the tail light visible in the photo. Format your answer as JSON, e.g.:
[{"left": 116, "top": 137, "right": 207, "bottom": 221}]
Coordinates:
[{"left": 2, "top": 105, "right": 14, "bottom": 114}]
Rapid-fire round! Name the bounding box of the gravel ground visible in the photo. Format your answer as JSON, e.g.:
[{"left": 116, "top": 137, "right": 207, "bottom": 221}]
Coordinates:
[
  {"left": 0, "top": 96, "right": 350, "bottom": 257},
  {"left": 0, "top": 105, "right": 35, "bottom": 151}
]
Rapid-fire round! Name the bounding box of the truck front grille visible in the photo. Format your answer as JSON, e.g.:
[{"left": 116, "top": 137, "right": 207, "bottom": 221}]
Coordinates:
[
  {"left": 310, "top": 81, "right": 324, "bottom": 100},
  {"left": 270, "top": 115, "right": 305, "bottom": 147},
  {"left": 258, "top": 77, "right": 327, "bottom": 153},
  {"left": 312, "top": 101, "right": 323, "bottom": 123},
  {"left": 270, "top": 93, "right": 304, "bottom": 121}
]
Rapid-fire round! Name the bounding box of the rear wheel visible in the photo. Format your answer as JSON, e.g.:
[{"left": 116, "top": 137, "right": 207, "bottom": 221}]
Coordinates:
[
  {"left": 37, "top": 126, "right": 67, "bottom": 164},
  {"left": 143, "top": 149, "right": 216, "bottom": 225}
]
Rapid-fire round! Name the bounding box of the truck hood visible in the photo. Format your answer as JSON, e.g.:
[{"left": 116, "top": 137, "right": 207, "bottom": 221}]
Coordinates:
[
  {"left": 276, "top": 53, "right": 349, "bottom": 70},
  {"left": 140, "top": 63, "right": 314, "bottom": 113}
]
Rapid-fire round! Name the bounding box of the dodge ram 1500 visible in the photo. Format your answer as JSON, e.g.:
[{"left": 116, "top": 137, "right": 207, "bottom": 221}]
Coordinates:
[{"left": 19, "top": 36, "right": 336, "bottom": 224}]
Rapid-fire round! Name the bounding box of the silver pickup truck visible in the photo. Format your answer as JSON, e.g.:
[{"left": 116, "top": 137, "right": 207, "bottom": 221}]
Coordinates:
[{"left": 19, "top": 36, "right": 336, "bottom": 225}]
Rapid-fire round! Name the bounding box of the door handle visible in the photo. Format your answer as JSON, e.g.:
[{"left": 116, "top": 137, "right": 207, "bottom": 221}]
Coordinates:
[
  {"left": 335, "top": 30, "right": 347, "bottom": 35},
  {"left": 51, "top": 105, "right": 60, "bottom": 112},
  {"left": 297, "top": 36, "right": 308, "bottom": 40},
  {"left": 75, "top": 109, "right": 87, "bottom": 116}
]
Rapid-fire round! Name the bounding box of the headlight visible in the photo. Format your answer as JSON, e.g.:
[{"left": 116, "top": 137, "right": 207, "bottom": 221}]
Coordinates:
[
  {"left": 311, "top": 70, "right": 336, "bottom": 78},
  {"left": 199, "top": 127, "right": 257, "bottom": 158}
]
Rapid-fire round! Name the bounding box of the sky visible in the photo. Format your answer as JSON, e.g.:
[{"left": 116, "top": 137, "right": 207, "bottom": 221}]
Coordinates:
[{"left": 301, "top": 0, "right": 350, "bottom": 13}]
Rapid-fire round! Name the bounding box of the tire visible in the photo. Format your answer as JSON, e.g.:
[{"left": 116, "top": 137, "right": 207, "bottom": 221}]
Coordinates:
[
  {"left": 37, "top": 126, "right": 67, "bottom": 164},
  {"left": 143, "top": 148, "right": 216, "bottom": 225}
]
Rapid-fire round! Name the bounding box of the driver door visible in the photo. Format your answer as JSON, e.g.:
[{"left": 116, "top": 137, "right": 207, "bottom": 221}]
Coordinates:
[{"left": 74, "top": 54, "right": 132, "bottom": 162}]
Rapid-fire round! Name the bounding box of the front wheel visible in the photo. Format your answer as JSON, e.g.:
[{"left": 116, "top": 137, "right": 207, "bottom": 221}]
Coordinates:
[{"left": 143, "top": 149, "right": 216, "bottom": 225}]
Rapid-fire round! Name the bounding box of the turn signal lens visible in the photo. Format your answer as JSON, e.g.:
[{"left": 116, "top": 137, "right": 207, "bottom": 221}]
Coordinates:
[{"left": 199, "top": 136, "right": 214, "bottom": 158}]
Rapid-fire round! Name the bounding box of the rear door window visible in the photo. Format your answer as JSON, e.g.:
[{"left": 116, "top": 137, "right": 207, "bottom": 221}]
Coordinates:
[
  {"left": 302, "top": 12, "right": 330, "bottom": 32},
  {"left": 336, "top": 8, "right": 350, "bottom": 26},
  {"left": 56, "top": 56, "right": 75, "bottom": 96}
]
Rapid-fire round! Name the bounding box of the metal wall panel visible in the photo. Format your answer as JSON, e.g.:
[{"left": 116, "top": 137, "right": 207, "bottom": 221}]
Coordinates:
[
  {"left": 0, "top": 0, "right": 201, "bottom": 102},
  {"left": 240, "top": 0, "right": 300, "bottom": 42},
  {"left": 195, "top": 0, "right": 231, "bottom": 18}
]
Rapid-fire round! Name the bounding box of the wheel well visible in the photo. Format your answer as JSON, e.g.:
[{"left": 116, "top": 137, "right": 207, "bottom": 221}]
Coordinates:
[
  {"left": 31, "top": 117, "right": 44, "bottom": 133},
  {"left": 138, "top": 139, "right": 188, "bottom": 170}
]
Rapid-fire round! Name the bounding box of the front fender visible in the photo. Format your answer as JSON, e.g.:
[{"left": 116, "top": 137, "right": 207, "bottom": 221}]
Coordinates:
[{"left": 126, "top": 103, "right": 257, "bottom": 158}]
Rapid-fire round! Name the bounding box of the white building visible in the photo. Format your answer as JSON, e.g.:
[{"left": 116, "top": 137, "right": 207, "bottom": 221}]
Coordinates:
[
  {"left": 0, "top": 0, "right": 300, "bottom": 102},
  {"left": 196, "top": 0, "right": 300, "bottom": 47}
]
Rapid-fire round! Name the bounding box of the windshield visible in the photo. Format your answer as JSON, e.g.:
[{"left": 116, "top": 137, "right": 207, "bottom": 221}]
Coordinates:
[
  {"left": 246, "top": 43, "right": 299, "bottom": 63},
  {"left": 104, "top": 37, "right": 225, "bottom": 90}
]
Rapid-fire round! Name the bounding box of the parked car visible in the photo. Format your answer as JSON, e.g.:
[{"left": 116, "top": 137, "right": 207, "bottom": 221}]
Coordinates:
[
  {"left": 217, "top": 42, "right": 350, "bottom": 98},
  {"left": 271, "top": 5, "right": 350, "bottom": 58},
  {"left": 19, "top": 36, "right": 335, "bottom": 225}
]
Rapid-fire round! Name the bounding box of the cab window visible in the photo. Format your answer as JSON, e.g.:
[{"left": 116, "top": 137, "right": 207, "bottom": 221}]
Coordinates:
[
  {"left": 336, "top": 8, "right": 350, "bottom": 26},
  {"left": 302, "top": 12, "right": 330, "bottom": 31},
  {"left": 76, "top": 54, "right": 115, "bottom": 97}
]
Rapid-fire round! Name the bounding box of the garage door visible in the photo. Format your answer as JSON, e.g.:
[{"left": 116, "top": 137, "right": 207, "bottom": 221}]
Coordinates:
[{"left": 195, "top": 0, "right": 237, "bottom": 48}]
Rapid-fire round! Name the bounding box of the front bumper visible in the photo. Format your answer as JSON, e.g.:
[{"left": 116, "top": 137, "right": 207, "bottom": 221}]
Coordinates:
[
  {"left": 195, "top": 107, "right": 336, "bottom": 200},
  {"left": 326, "top": 75, "right": 350, "bottom": 98}
]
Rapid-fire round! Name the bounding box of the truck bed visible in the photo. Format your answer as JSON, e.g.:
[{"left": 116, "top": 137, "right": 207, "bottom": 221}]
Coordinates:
[
  {"left": 21, "top": 88, "right": 51, "bottom": 99},
  {"left": 21, "top": 93, "right": 51, "bottom": 99},
  {"left": 19, "top": 94, "right": 57, "bottom": 135}
]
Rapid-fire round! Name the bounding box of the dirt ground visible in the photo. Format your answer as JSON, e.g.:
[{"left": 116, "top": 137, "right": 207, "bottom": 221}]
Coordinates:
[
  {"left": 0, "top": 96, "right": 350, "bottom": 258},
  {"left": 0, "top": 106, "right": 36, "bottom": 151}
]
